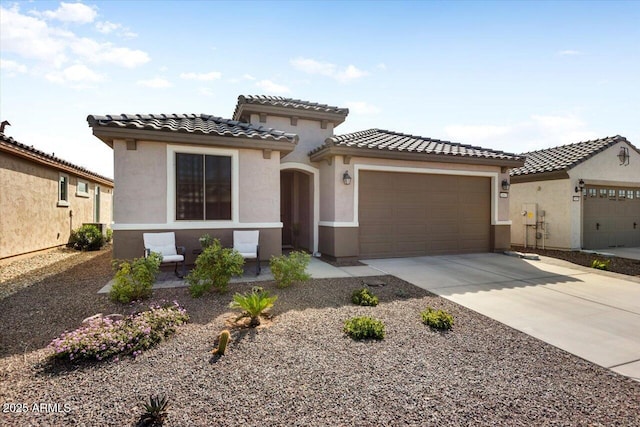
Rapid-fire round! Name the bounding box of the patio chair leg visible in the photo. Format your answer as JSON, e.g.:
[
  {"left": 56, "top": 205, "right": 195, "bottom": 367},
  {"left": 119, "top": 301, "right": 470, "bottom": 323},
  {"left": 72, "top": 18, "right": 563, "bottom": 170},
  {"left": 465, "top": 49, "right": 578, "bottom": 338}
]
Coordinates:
[
  {"left": 175, "top": 262, "right": 185, "bottom": 279},
  {"left": 256, "top": 246, "right": 261, "bottom": 276}
]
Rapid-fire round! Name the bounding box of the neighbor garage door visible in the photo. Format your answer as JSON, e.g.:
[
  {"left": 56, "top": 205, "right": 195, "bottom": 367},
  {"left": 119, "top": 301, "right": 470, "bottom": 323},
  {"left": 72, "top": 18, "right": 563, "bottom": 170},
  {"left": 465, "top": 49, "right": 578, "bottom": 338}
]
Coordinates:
[
  {"left": 583, "top": 186, "right": 640, "bottom": 249},
  {"left": 358, "top": 171, "right": 491, "bottom": 258}
]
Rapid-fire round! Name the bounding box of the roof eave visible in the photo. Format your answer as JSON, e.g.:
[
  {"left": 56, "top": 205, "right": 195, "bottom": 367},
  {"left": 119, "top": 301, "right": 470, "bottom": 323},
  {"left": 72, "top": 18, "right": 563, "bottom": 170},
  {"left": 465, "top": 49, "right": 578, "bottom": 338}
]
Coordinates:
[
  {"left": 309, "top": 145, "right": 525, "bottom": 168},
  {"left": 234, "top": 103, "right": 347, "bottom": 127},
  {"left": 510, "top": 169, "right": 570, "bottom": 183},
  {"left": 0, "top": 140, "right": 114, "bottom": 186},
  {"left": 90, "top": 126, "right": 297, "bottom": 154}
]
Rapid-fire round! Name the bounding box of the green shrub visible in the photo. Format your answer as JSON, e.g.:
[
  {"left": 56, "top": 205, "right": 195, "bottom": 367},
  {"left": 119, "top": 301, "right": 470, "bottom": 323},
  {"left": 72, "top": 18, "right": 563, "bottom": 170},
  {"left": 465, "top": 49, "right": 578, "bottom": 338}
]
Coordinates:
[
  {"left": 110, "top": 253, "right": 162, "bottom": 303},
  {"left": 591, "top": 259, "right": 610, "bottom": 271},
  {"left": 198, "top": 234, "right": 214, "bottom": 249},
  {"left": 105, "top": 228, "right": 113, "bottom": 243},
  {"left": 351, "top": 288, "right": 379, "bottom": 306},
  {"left": 421, "top": 307, "right": 454, "bottom": 330},
  {"left": 186, "top": 238, "right": 244, "bottom": 297},
  {"left": 269, "top": 251, "right": 311, "bottom": 288},
  {"left": 343, "top": 316, "right": 385, "bottom": 340},
  {"left": 230, "top": 286, "right": 278, "bottom": 327},
  {"left": 67, "top": 224, "right": 106, "bottom": 251},
  {"left": 47, "top": 302, "right": 189, "bottom": 362}
]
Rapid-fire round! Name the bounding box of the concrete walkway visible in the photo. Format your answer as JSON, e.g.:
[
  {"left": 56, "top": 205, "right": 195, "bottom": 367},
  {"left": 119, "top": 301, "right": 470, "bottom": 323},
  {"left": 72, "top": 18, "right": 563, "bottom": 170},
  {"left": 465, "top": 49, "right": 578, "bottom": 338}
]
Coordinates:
[
  {"left": 98, "top": 257, "right": 382, "bottom": 293},
  {"left": 363, "top": 253, "right": 640, "bottom": 381}
]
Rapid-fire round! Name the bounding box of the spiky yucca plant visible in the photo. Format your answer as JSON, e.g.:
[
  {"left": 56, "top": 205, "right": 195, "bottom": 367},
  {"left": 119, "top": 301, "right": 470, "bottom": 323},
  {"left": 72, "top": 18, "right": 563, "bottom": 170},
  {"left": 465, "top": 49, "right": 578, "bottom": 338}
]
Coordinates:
[
  {"left": 136, "top": 394, "right": 169, "bottom": 427},
  {"left": 229, "top": 286, "right": 278, "bottom": 327}
]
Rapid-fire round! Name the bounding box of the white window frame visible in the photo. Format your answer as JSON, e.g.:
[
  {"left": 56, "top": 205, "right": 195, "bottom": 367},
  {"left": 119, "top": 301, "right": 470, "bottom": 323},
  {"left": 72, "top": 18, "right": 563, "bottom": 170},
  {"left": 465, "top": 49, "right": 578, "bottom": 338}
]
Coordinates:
[
  {"left": 57, "top": 173, "right": 69, "bottom": 207},
  {"left": 94, "top": 185, "right": 101, "bottom": 222},
  {"left": 76, "top": 180, "right": 90, "bottom": 198},
  {"left": 166, "top": 145, "right": 239, "bottom": 226}
]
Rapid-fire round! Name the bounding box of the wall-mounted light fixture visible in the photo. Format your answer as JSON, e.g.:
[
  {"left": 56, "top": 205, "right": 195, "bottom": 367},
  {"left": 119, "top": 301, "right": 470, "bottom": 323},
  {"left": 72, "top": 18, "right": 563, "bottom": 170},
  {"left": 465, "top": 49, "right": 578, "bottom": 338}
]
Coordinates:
[
  {"left": 575, "top": 178, "right": 585, "bottom": 193},
  {"left": 618, "top": 146, "right": 630, "bottom": 166},
  {"left": 501, "top": 179, "right": 510, "bottom": 191},
  {"left": 343, "top": 170, "right": 352, "bottom": 185}
]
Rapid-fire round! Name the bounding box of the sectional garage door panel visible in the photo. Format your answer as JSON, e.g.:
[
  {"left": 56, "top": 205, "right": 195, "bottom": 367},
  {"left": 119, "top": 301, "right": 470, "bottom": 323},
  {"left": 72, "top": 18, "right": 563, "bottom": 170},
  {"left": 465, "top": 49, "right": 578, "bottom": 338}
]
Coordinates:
[
  {"left": 583, "top": 187, "right": 640, "bottom": 249},
  {"left": 359, "top": 171, "right": 491, "bottom": 258}
]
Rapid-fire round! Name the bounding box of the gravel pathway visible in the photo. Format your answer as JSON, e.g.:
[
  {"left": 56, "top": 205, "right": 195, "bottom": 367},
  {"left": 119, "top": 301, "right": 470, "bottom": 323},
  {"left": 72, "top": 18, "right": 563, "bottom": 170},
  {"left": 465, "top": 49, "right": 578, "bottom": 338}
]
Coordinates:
[{"left": 0, "top": 249, "right": 638, "bottom": 426}]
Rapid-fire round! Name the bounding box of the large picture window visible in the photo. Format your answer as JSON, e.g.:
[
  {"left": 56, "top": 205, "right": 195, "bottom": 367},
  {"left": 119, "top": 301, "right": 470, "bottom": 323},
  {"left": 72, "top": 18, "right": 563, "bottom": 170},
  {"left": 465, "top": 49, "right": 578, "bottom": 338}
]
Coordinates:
[{"left": 175, "top": 153, "right": 232, "bottom": 220}]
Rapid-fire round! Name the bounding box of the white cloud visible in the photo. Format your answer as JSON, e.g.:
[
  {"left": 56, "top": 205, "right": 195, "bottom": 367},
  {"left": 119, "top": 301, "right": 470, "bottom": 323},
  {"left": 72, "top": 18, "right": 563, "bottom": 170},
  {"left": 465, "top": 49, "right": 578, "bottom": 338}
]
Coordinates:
[
  {"left": 558, "top": 50, "right": 582, "bottom": 56},
  {"left": 0, "top": 4, "right": 149, "bottom": 72},
  {"left": 345, "top": 101, "right": 381, "bottom": 115},
  {"left": 376, "top": 63, "right": 387, "bottom": 70},
  {"left": 95, "top": 20, "right": 137, "bottom": 38},
  {"left": 443, "top": 113, "right": 598, "bottom": 154},
  {"left": 290, "top": 57, "right": 369, "bottom": 83},
  {"left": 255, "top": 79, "right": 290, "bottom": 94},
  {"left": 242, "top": 73, "right": 256, "bottom": 81},
  {"left": 137, "top": 77, "right": 172, "bottom": 88},
  {"left": 46, "top": 63, "right": 104, "bottom": 87},
  {"left": 0, "top": 59, "right": 28, "bottom": 75},
  {"left": 36, "top": 2, "right": 98, "bottom": 24},
  {"left": 180, "top": 71, "right": 222, "bottom": 81}
]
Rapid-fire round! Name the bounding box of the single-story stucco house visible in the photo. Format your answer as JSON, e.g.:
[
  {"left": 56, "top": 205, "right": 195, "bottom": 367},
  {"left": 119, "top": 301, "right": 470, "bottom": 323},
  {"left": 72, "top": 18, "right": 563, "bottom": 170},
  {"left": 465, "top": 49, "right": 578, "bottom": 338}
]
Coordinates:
[
  {"left": 509, "top": 135, "right": 640, "bottom": 250},
  {"left": 87, "top": 95, "right": 524, "bottom": 263},
  {"left": 0, "top": 126, "right": 114, "bottom": 259}
]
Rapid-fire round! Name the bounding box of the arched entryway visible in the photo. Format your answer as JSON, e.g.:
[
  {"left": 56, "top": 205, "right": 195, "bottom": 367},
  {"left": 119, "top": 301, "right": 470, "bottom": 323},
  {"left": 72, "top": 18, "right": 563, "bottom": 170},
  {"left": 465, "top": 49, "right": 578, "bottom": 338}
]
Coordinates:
[{"left": 280, "top": 163, "right": 318, "bottom": 254}]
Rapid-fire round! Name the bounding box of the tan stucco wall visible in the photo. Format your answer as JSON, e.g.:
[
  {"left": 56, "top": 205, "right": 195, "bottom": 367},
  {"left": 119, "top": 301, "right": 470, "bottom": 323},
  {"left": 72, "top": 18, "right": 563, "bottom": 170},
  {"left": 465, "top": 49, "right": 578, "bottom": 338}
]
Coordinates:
[
  {"left": 569, "top": 141, "right": 640, "bottom": 185},
  {"left": 252, "top": 114, "right": 334, "bottom": 165},
  {"left": 509, "top": 179, "right": 574, "bottom": 249},
  {"left": 0, "top": 153, "right": 113, "bottom": 259},
  {"left": 113, "top": 139, "right": 167, "bottom": 224},
  {"left": 318, "top": 226, "right": 359, "bottom": 260},
  {"left": 238, "top": 150, "right": 280, "bottom": 222}
]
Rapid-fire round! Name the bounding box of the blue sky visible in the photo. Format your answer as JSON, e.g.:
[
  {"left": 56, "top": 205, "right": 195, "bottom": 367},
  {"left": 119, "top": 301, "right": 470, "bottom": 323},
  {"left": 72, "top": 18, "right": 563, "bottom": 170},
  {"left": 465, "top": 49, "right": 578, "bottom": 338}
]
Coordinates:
[{"left": 1, "top": 0, "right": 639, "bottom": 178}]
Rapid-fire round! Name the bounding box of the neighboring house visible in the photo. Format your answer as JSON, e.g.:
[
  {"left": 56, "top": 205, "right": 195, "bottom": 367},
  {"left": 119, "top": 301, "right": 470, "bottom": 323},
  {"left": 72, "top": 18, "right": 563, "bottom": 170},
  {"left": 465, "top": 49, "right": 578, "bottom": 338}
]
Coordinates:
[
  {"left": 0, "top": 130, "right": 114, "bottom": 259},
  {"left": 87, "top": 95, "right": 523, "bottom": 263},
  {"left": 509, "top": 136, "right": 640, "bottom": 250}
]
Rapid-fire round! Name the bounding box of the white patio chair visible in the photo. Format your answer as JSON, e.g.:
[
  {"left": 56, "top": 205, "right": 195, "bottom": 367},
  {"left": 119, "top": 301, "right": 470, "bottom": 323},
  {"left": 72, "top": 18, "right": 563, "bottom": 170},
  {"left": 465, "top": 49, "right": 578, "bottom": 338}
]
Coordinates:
[
  {"left": 143, "top": 232, "right": 186, "bottom": 278},
  {"left": 233, "top": 230, "right": 260, "bottom": 275}
]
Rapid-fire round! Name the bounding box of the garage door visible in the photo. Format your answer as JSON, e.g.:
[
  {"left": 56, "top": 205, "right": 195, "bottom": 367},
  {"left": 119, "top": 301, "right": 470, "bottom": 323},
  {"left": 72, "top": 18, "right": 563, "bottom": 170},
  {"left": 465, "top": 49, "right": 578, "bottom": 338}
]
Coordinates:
[
  {"left": 359, "top": 171, "right": 491, "bottom": 258},
  {"left": 583, "top": 186, "right": 640, "bottom": 249}
]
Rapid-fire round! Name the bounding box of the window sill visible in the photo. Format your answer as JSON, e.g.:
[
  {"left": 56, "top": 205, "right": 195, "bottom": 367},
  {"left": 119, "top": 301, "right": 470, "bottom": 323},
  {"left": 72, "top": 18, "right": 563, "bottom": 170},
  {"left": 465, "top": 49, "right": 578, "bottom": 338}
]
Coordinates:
[
  {"left": 57, "top": 201, "right": 70, "bottom": 207},
  {"left": 76, "top": 192, "right": 90, "bottom": 198}
]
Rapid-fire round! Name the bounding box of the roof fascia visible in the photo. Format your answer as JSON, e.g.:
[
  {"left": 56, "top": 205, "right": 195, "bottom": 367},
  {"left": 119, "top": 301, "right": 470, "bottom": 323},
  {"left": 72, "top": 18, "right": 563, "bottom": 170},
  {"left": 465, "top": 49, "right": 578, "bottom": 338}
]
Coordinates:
[
  {"left": 91, "top": 127, "right": 297, "bottom": 155},
  {"left": 235, "top": 103, "right": 347, "bottom": 126},
  {"left": 510, "top": 170, "right": 569, "bottom": 183},
  {"left": 309, "top": 146, "right": 525, "bottom": 168}
]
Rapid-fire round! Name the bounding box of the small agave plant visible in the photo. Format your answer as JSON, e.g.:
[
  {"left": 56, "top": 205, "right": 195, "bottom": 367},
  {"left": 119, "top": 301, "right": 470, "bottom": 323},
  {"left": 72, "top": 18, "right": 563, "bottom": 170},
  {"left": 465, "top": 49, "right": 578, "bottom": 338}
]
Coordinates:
[{"left": 136, "top": 394, "right": 170, "bottom": 427}]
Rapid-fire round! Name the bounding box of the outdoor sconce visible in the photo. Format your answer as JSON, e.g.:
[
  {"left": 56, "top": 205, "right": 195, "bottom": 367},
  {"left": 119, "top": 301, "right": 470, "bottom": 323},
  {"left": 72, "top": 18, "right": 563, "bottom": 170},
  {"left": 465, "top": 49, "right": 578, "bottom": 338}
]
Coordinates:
[
  {"left": 343, "top": 170, "right": 352, "bottom": 185},
  {"left": 501, "top": 179, "right": 510, "bottom": 191},
  {"left": 618, "top": 147, "right": 630, "bottom": 166},
  {"left": 575, "top": 179, "right": 585, "bottom": 193}
]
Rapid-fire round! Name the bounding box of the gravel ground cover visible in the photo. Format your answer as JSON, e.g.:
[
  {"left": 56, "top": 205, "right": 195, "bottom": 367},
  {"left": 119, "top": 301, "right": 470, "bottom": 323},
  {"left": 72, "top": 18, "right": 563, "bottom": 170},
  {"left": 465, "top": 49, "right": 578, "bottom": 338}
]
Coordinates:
[{"left": 0, "top": 249, "right": 639, "bottom": 426}]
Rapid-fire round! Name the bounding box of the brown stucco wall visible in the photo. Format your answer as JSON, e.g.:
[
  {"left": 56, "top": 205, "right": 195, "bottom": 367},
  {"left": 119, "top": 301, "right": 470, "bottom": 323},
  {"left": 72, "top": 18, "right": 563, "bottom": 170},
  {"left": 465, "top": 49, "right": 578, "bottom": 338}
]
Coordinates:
[
  {"left": 0, "top": 153, "right": 113, "bottom": 259},
  {"left": 112, "top": 228, "right": 281, "bottom": 265},
  {"left": 318, "top": 226, "right": 359, "bottom": 260},
  {"left": 491, "top": 224, "right": 511, "bottom": 252}
]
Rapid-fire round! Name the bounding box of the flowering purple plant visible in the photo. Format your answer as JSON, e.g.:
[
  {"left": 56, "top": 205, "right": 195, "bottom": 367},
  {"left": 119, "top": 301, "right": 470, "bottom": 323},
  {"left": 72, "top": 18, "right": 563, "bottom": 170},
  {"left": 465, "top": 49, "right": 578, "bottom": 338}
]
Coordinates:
[{"left": 47, "top": 302, "right": 189, "bottom": 362}]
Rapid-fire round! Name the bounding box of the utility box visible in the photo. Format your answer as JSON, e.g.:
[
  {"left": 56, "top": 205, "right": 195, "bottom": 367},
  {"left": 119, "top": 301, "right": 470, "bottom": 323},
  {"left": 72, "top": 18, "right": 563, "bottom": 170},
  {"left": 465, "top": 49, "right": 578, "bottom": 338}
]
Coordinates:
[{"left": 522, "top": 203, "right": 537, "bottom": 225}]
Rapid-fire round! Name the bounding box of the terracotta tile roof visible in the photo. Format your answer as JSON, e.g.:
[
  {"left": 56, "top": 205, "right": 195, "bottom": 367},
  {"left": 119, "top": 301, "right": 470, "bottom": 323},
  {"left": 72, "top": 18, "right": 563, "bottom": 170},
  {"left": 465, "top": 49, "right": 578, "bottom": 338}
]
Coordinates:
[
  {"left": 87, "top": 113, "right": 298, "bottom": 143},
  {"left": 510, "top": 135, "right": 631, "bottom": 176},
  {"left": 0, "top": 132, "right": 113, "bottom": 185},
  {"left": 312, "top": 128, "right": 522, "bottom": 161},
  {"left": 233, "top": 95, "right": 349, "bottom": 119}
]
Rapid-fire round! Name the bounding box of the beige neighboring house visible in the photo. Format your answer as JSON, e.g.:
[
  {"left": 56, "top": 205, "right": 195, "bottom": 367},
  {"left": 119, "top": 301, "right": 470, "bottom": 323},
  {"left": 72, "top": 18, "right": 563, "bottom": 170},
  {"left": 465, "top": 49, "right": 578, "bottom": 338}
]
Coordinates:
[
  {"left": 509, "top": 136, "right": 640, "bottom": 250},
  {"left": 87, "top": 95, "right": 523, "bottom": 263},
  {"left": 0, "top": 129, "right": 114, "bottom": 260}
]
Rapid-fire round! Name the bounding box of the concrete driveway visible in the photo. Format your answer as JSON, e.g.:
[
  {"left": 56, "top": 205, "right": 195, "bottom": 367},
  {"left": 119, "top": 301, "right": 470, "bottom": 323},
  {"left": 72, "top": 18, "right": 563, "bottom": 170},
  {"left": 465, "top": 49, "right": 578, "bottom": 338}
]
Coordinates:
[
  {"left": 592, "top": 247, "right": 640, "bottom": 261},
  {"left": 363, "top": 253, "right": 640, "bottom": 381}
]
